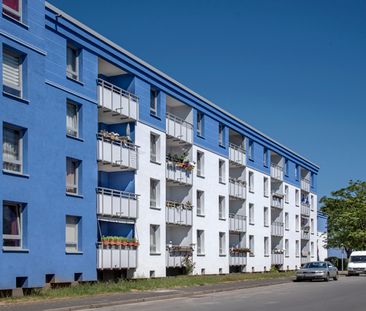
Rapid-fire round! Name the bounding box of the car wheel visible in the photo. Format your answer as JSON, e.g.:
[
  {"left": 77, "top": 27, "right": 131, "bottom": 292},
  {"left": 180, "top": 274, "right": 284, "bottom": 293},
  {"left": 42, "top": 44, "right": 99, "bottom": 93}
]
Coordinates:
[
  {"left": 324, "top": 273, "right": 330, "bottom": 282},
  {"left": 333, "top": 273, "right": 339, "bottom": 281}
]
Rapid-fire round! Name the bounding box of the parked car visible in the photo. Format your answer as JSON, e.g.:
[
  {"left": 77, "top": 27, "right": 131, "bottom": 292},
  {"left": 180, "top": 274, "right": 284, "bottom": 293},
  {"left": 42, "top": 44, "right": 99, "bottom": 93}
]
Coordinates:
[
  {"left": 295, "top": 261, "right": 338, "bottom": 282},
  {"left": 348, "top": 251, "right": 366, "bottom": 276}
]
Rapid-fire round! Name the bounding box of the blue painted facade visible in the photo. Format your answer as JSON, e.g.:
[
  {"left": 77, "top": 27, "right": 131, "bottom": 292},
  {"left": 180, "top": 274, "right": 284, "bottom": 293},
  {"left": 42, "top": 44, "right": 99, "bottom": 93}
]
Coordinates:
[{"left": 0, "top": 0, "right": 319, "bottom": 290}]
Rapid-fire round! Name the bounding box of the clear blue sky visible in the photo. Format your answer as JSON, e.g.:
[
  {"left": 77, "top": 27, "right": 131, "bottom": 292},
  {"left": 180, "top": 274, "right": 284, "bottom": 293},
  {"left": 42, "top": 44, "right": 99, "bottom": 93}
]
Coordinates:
[{"left": 49, "top": 0, "right": 366, "bottom": 230}]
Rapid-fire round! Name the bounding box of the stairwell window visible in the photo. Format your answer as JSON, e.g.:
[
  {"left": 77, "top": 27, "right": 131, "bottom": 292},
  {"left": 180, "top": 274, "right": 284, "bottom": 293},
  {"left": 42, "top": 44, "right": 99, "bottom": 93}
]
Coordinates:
[
  {"left": 263, "top": 148, "right": 268, "bottom": 167},
  {"left": 66, "top": 43, "right": 80, "bottom": 81},
  {"left": 295, "top": 215, "right": 300, "bottom": 232},
  {"left": 218, "top": 196, "right": 225, "bottom": 220},
  {"left": 196, "top": 151, "right": 204, "bottom": 177},
  {"left": 248, "top": 140, "right": 254, "bottom": 161},
  {"left": 263, "top": 177, "right": 269, "bottom": 197},
  {"left": 65, "top": 216, "right": 80, "bottom": 253},
  {"left": 150, "top": 89, "right": 158, "bottom": 116},
  {"left": 197, "top": 190, "right": 204, "bottom": 216},
  {"left": 311, "top": 242, "right": 314, "bottom": 257},
  {"left": 66, "top": 101, "right": 79, "bottom": 138},
  {"left": 263, "top": 207, "right": 269, "bottom": 227},
  {"left": 249, "top": 203, "right": 254, "bottom": 225},
  {"left": 285, "top": 185, "right": 289, "bottom": 203},
  {"left": 248, "top": 171, "right": 254, "bottom": 192},
  {"left": 264, "top": 237, "right": 269, "bottom": 256},
  {"left": 296, "top": 240, "right": 300, "bottom": 257},
  {"left": 218, "top": 123, "right": 224, "bottom": 147},
  {"left": 66, "top": 157, "right": 80, "bottom": 195},
  {"left": 218, "top": 159, "right": 225, "bottom": 184},
  {"left": 311, "top": 218, "right": 314, "bottom": 234},
  {"left": 3, "top": 202, "right": 23, "bottom": 249},
  {"left": 3, "top": 125, "right": 23, "bottom": 173},
  {"left": 197, "top": 230, "right": 205, "bottom": 255},
  {"left": 2, "top": 0, "right": 22, "bottom": 21},
  {"left": 150, "top": 179, "right": 160, "bottom": 209},
  {"left": 285, "top": 239, "right": 289, "bottom": 257},
  {"left": 150, "top": 133, "right": 160, "bottom": 163},
  {"left": 285, "top": 212, "right": 289, "bottom": 230},
  {"left": 3, "top": 47, "right": 23, "bottom": 98},
  {"left": 249, "top": 235, "right": 255, "bottom": 256},
  {"left": 150, "top": 224, "right": 160, "bottom": 254},
  {"left": 219, "top": 232, "right": 226, "bottom": 256},
  {"left": 197, "top": 111, "right": 203, "bottom": 137},
  {"left": 295, "top": 189, "right": 300, "bottom": 206}
]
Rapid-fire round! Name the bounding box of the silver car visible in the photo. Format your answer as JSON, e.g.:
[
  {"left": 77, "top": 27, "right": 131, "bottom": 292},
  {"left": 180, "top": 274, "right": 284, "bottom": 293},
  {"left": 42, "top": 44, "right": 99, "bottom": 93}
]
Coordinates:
[{"left": 295, "top": 261, "right": 339, "bottom": 282}]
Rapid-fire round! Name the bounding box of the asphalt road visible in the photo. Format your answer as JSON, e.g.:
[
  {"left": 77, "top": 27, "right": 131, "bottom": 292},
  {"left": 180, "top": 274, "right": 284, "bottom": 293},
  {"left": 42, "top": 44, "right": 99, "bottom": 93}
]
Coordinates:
[{"left": 83, "top": 276, "right": 366, "bottom": 311}]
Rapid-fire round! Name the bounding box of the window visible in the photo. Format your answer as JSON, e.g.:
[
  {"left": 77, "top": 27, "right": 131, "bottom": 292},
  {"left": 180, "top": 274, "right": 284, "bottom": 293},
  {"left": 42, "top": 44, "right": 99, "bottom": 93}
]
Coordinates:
[
  {"left": 311, "top": 219, "right": 314, "bottom": 234},
  {"left": 295, "top": 215, "right": 300, "bottom": 232},
  {"left": 249, "top": 203, "right": 254, "bottom": 224},
  {"left": 311, "top": 195, "right": 314, "bottom": 211},
  {"left": 295, "top": 164, "right": 299, "bottom": 180},
  {"left": 218, "top": 196, "right": 225, "bottom": 219},
  {"left": 264, "top": 237, "right": 269, "bottom": 256},
  {"left": 218, "top": 159, "right": 225, "bottom": 183},
  {"left": 248, "top": 140, "right": 254, "bottom": 160},
  {"left": 3, "top": 47, "right": 22, "bottom": 97},
  {"left": 3, "top": 125, "right": 22, "bottom": 173},
  {"left": 263, "top": 148, "right": 268, "bottom": 167},
  {"left": 197, "top": 190, "right": 204, "bottom": 216},
  {"left": 248, "top": 171, "right": 254, "bottom": 192},
  {"left": 2, "top": 0, "right": 22, "bottom": 21},
  {"left": 150, "top": 89, "right": 158, "bottom": 116},
  {"left": 66, "top": 158, "right": 80, "bottom": 194},
  {"left": 150, "top": 224, "right": 160, "bottom": 254},
  {"left": 3, "top": 202, "right": 23, "bottom": 249},
  {"left": 285, "top": 186, "right": 289, "bottom": 203},
  {"left": 150, "top": 133, "right": 160, "bottom": 163},
  {"left": 311, "top": 242, "right": 314, "bottom": 257},
  {"left": 263, "top": 177, "right": 269, "bottom": 197},
  {"left": 218, "top": 123, "right": 224, "bottom": 146},
  {"left": 296, "top": 240, "right": 300, "bottom": 257},
  {"left": 284, "top": 159, "right": 289, "bottom": 176},
  {"left": 263, "top": 207, "right": 269, "bottom": 227},
  {"left": 285, "top": 239, "right": 289, "bottom": 257},
  {"left": 66, "top": 101, "right": 79, "bottom": 138},
  {"left": 196, "top": 151, "right": 204, "bottom": 177},
  {"left": 197, "top": 111, "right": 203, "bottom": 136},
  {"left": 197, "top": 230, "right": 205, "bottom": 255},
  {"left": 150, "top": 179, "right": 160, "bottom": 209},
  {"left": 65, "top": 216, "right": 80, "bottom": 253},
  {"left": 285, "top": 212, "right": 289, "bottom": 230},
  {"left": 295, "top": 189, "right": 299, "bottom": 206},
  {"left": 66, "top": 43, "right": 80, "bottom": 81},
  {"left": 219, "top": 232, "right": 226, "bottom": 255},
  {"left": 249, "top": 235, "right": 255, "bottom": 255}
]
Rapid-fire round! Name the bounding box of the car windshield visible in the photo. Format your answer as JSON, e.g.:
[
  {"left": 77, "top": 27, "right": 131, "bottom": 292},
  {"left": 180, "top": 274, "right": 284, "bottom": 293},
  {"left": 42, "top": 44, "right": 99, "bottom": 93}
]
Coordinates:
[
  {"left": 350, "top": 256, "right": 366, "bottom": 263},
  {"left": 304, "top": 262, "right": 327, "bottom": 269}
]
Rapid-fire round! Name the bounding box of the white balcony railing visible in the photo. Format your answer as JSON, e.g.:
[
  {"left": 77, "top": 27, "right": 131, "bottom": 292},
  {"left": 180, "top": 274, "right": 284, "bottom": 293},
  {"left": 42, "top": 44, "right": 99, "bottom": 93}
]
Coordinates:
[
  {"left": 97, "top": 187, "right": 138, "bottom": 220},
  {"left": 301, "top": 229, "right": 310, "bottom": 240},
  {"left": 229, "top": 143, "right": 246, "bottom": 166},
  {"left": 166, "top": 201, "right": 193, "bottom": 226},
  {"left": 301, "top": 203, "right": 310, "bottom": 216},
  {"left": 166, "top": 246, "right": 193, "bottom": 268},
  {"left": 97, "top": 245, "right": 137, "bottom": 270},
  {"left": 301, "top": 178, "right": 311, "bottom": 192},
  {"left": 271, "top": 193, "right": 284, "bottom": 209},
  {"left": 271, "top": 222, "right": 284, "bottom": 236},
  {"left": 97, "top": 133, "right": 138, "bottom": 171},
  {"left": 270, "top": 163, "right": 283, "bottom": 180},
  {"left": 166, "top": 113, "right": 193, "bottom": 144},
  {"left": 229, "top": 253, "right": 247, "bottom": 266},
  {"left": 97, "top": 78, "right": 138, "bottom": 123},
  {"left": 229, "top": 178, "right": 246, "bottom": 200},
  {"left": 229, "top": 214, "right": 247, "bottom": 232},
  {"left": 166, "top": 161, "right": 193, "bottom": 185},
  {"left": 301, "top": 256, "right": 310, "bottom": 265},
  {"left": 271, "top": 253, "right": 284, "bottom": 265}
]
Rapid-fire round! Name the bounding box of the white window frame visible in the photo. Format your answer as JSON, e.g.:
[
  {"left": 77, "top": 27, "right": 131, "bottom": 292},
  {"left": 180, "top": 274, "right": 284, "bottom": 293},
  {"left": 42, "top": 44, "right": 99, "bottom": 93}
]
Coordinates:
[
  {"left": 285, "top": 212, "right": 289, "bottom": 230},
  {"left": 66, "top": 43, "right": 79, "bottom": 81},
  {"left": 150, "top": 179, "right": 160, "bottom": 209},
  {"left": 263, "top": 148, "right": 268, "bottom": 166},
  {"left": 66, "top": 158, "right": 79, "bottom": 194},
  {"left": 311, "top": 218, "right": 314, "bottom": 234},
  {"left": 311, "top": 242, "right": 314, "bottom": 257},
  {"left": 197, "top": 111, "right": 203, "bottom": 136},
  {"left": 264, "top": 237, "right": 269, "bottom": 256},
  {"left": 249, "top": 235, "right": 255, "bottom": 256},
  {"left": 218, "top": 123, "right": 224, "bottom": 146},
  {"left": 65, "top": 216, "right": 79, "bottom": 253},
  {"left": 66, "top": 100, "right": 79, "bottom": 138},
  {"left": 2, "top": 0, "right": 22, "bottom": 21},
  {"left": 150, "top": 133, "right": 160, "bottom": 163},
  {"left": 296, "top": 240, "right": 300, "bottom": 257},
  {"left": 197, "top": 230, "right": 205, "bottom": 255},
  {"left": 3, "top": 125, "right": 23, "bottom": 174},
  {"left": 249, "top": 203, "right": 254, "bottom": 225},
  {"left": 197, "top": 190, "right": 204, "bottom": 216},
  {"left": 2, "top": 202, "right": 22, "bottom": 250},
  {"left": 2, "top": 47, "right": 22, "bottom": 97},
  {"left": 150, "top": 89, "right": 158, "bottom": 116},
  {"left": 263, "top": 206, "right": 269, "bottom": 227},
  {"left": 249, "top": 171, "right": 254, "bottom": 193},
  {"left": 150, "top": 224, "right": 160, "bottom": 254},
  {"left": 285, "top": 239, "right": 289, "bottom": 257},
  {"left": 196, "top": 151, "right": 204, "bottom": 177},
  {"left": 311, "top": 195, "right": 314, "bottom": 211},
  {"left": 218, "top": 159, "right": 225, "bottom": 184},
  {"left": 263, "top": 177, "right": 269, "bottom": 197},
  {"left": 285, "top": 186, "right": 289, "bottom": 203},
  {"left": 219, "top": 232, "right": 226, "bottom": 255},
  {"left": 248, "top": 140, "right": 254, "bottom": 160},
  {"left": 295, "top": 215, "right": 300, "bottom": 232},
  {"left": 295, "top": 189, "right": 300, "bottom": 206},
  {"left": 218, "top": 196, "right": 225, "bottom": 220}
]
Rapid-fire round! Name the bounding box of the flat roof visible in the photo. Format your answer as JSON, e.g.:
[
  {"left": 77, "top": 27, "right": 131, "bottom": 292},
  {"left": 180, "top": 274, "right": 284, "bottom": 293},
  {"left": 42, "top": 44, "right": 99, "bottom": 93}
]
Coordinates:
[{"left": 45, "top": 2, "right": 319, "bottom": 170}]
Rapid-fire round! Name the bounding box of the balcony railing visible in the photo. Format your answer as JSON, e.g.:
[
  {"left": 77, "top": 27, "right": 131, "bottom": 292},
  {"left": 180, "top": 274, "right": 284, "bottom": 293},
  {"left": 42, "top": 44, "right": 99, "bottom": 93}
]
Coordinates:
[
  {"left": 166, "top": 160, "right": 193, "bottom": 185},
  {"left": 97, "top": 244, "right": 137, "bottom": 270},
  {"left": 97, "top": 187, "right": 138, "bottom": 220},
  {"left": 229, "top": 252, "right": 247, "bottom": 266},
  {"left": 229, "top": 143, "right": 246, "bottom": 166},
  {"left": 229, "top": 178, "right": 246, "bottom": 200},
  {"left": 97, "top": 133, "right": 138, "bottom": 171},
  {"left": 301, "top": 178, "right": 311, "bottom": 192},
  {"left": 271, "top": 193, "right": 284, "bottom": 209},
  {"left": 166, "top": 201, "right": 193, "bottom": 226},
  {"left": 270, "top": 163, "right": 284, "bottom": 180},
  {"left": 229, "top": 214, "right": 247, "bottom": 232},
  {"left": 301, "top": 203, "right": 310, "bottom": 216},
  {"left": 301, "top": 256, "right": 310, "bottom": 265},
  {"left": 166, "top": 113, "right": 193, "bottom": 144},
  {"left": 301, "top": 229, "right": 310, "bottom": 240},
  {"left": 166, "top": 245, "right": 193, "bottom": 268},
  {"left": 271, "top": 222, "right": 284, "bottom": 236},
  {"left": 271, "top": 253, "right": 284, "bottom": 265},
  {"left": 97, "top": 78, "right": 138, "bottom": 123}
]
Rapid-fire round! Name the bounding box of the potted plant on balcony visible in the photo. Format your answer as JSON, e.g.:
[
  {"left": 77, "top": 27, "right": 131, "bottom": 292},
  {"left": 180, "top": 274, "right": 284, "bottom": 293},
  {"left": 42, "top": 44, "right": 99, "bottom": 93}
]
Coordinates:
[
  {"left": 185, "top": 201, "right": 193, "bottom": 210},
  {"left": 121, "top": 237, "right": 128, "bottom": 247},
  {"left": 101, "top": 236, "right": 110, "bottom": 247}
]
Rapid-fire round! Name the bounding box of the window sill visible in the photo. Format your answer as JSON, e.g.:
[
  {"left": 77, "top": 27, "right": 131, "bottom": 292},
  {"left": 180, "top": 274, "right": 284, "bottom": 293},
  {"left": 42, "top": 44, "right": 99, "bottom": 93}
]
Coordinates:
[
  {"left": 66, "top": 192, "right": 84, "bottom": 199},
  {"left": 150, "top": 252, "right": 161, "bottom": 256},
  {"left": 219, "top": 181, "right": 226, "bottom": 185},
  {"left": 248, "top": 158, "right": 254, "bottom": 162},
  {"left": 218, "top": 143, "right": 226, "bottom": 149},
  {"left": 66, "top": 76, "right": 84, "bottom": 86},
  {"left": 197, "top": 253, "right": 205, "bottom": 257},
  {"left": 285, "top": 255, "right": 290, "bottom": 258},
  {"left": 66, "top": 134, "right": 84, "bottom": 142},
  {"left": 264, "top": 255, "right": 270, "bottom": 257},
  {"left": 197, "top": 133, "right": 205, "bottom": 139},
  {"left": 3, "top": 91, "right": 30, "bottom": 104},
  {"left": 249, "top": 190, "right": 255, "bottom": 194},
  {"left": 3, "top": 247, "right": 29, "bottom": 253},
  {"left": 219, "top": 254, "right": 227, "bottom": 257},
  {"left": 2, "top": 12, "right": 29, "bottom": 29},
  {"left": 264, "top": 194, "right": 269, "bottom": 198},
  {"left": 249, "top": 222, "right": 255, "bottom": 226},
  {"left": 150, "top": 206, "right": 161, "bottom": 211},
  {"left": 65, "top": 251, "right": 83, "bottom": 255},
  {"left": 197, "top": 214, "right": 205, "bottom": 218},
  {"left": 285, "top": 228, "right": 290, "bottom": 231},
  {"left": 219, "top": 217, "right": 226, "bottom": 221},
  {"left": 197, "top": 174, "right": 205, "bottom": 179},
  {"left": 150, "top": 113, "right": 161, "bottom": 120},
  {"left": 264, "top": 224, "right": 269, "bottom": 228},
  {"left": 150, "top": 160, "right": 161, "bottom": 165},
  {"left": 3, "top": 170, "right": 29, "bottom": 179},
  {"left": 249, "top": 253, "right": 255, "bottom": 257}
]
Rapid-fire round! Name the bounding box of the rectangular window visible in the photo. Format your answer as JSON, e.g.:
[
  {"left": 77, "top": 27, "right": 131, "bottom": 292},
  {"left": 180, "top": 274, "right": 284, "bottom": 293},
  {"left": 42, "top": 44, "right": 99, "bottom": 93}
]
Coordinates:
[
  {"left": 218, "top": 123, "right": 224, "bottom": 146},
  {"left": 197, "top": 230, "right": 205, "bottom": 255},
  {"left": 249, "top": 171, "right": 254, "bottom": 192},
  {"left": 3, "top": 125, "right": 22, "bottom": 173},
  {"left": 218, "top": 196, "right": 225, "bottom": 219},
  {"left": 197, "top": 190, "right": 204, "bottom": 216},
  {"left": 311, "top": 218, "right": 314, "bottom": 234},
  {"left": 65, "top": 216, "right": 80, "bottom": 253},
  {"left": 3, "top": 202, "right": 22, "bottom": 249},
  {"left": 295, "top": 215, "right": 300, "bottom": 232},
  {"left": 295, "top": 189, "right": 299, "bottom": 206},
  {"left": 219, "top": 232, "right": 226, "bottom": 255},
  {"left": 248, "top": 140, "right": 254, "bottom": 160},
  {"left": 150, "top": 179, "right": 159, "bottom": 209},
  {"left": 150, "top": 89, "right": 158, "bottom": 116},
  {"left": 263, "top": 177, "right": 269, "bottom": 197},
  {"left": 66, "top": 101, "right": 79, "bottom": 138},
  {"left": 3, "top": 47, "right": 22, "bottom": 97},
  {"left": 311, "top": 242, "right": 314, "bottom": 257},
  {"left": 150, "top": 133, "right": 160, "bottom": 163},
  {"left": 66, "top": 43, "right": 79, "bottom": 81},
  {"left": 311, "top": 195, "right": 314, "bottom": 211},
  {"left": 296, "top": 240, "right": 300, "bottom": 257},
  {"left": 264, "top": 237, "right": 269, "bottom": 256},
  {"left": 295, "top": 165, "right": 299, "bottom": 180},
  {"left": 284, "top": 159, "right": 289, "bottom": 176},
  {"left": 285, "top": 185, "right": 289, "bottom": 203},
  {"left": 263, "top": 148, "right": 268, "bottom": 167},
  {"left": 285, "top": 239, "right": 289, "bottom": 257},
  {"left": 3, "top": 0, "right": 22, "bottom": 21},
  {"left": 218, "top": 159, "right": 225, "bottom": 183},
  {"left": 249, "top": 235, "right": 255, "bottom": 255},
  {"left": 150, "top": 224, "right": 160, "bottom": 254},
  {"left": 285, "top": 212, "right": 289, "bottom": 230},
  {"left": 66, "top": 158, "right": 80, "bottom": 194},
  {"left": 197, "top": 111, "right": 203, "bottom": 136},
  {"left": 263, "top": 207, "right": 269, "bottom": 227},
  {"left": 249, "top": 203, "right": 254, "bottom": 224},
  {"left": 196, "top": 151, "right": 204, "bottom": 177}
]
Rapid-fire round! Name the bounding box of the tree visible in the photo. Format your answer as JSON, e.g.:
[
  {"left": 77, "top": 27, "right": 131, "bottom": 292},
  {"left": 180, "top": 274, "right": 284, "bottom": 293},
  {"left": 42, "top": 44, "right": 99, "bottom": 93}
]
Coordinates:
[{"left": 320, "top": 180, "right": 366, "bottom": 258}]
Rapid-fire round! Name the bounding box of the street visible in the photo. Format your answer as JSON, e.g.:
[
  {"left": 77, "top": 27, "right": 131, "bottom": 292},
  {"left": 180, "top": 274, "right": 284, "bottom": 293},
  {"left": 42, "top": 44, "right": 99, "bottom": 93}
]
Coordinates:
[{"left": 80, "top": 276, "right": 366, "bottom": 311}]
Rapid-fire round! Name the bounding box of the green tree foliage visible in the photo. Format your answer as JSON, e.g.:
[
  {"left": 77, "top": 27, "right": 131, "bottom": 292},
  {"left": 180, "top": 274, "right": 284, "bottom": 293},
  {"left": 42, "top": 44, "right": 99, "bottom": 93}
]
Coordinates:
[{"left": 320, "top": 180, "right": 366, "bottom": 257}]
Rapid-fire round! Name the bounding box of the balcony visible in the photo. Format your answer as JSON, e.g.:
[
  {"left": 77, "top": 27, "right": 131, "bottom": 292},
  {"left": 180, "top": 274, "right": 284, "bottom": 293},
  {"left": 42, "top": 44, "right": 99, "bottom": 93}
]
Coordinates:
[
  {"left": 97, "top": 244, "right": 137, "bottom": 270},
  {"left": 301, "top": 256, "right": 310, "bottom": 265},
  {"left": 97, "top": 187, "right": 138, "bottom": 220},
  {"left": 97, "top": 132, "right": 138, "bottom": 171},
  {"left": 301, "top": 229, "right": 310, "bottom": 240},
  {"left": 271, "top": 193, "right": 284, "bottom": 209},
  {"left": 166, "top": 160, "right": 193, "bottom": 185},
  {"left": 271, "top": 222, "right": 284, "bottom": 237},
  {"left": 301, "top": 178, "right": 311, "bottom": 192},
  {"left": 166, "top": 113, "right": 193, "bottom": 145},
  {"left": 97, "top": 79, "right": 138, "bottom": 123},
  {"left": 229, "top": 214, "right": 247, "bottom": 232},
  {"left": 271, "top": 253, "right": 284, "bottom": 265},
  {"left": 301, "top": 203, "right": 310, "bottom": 216},
  {"left": 166, "top": 245, "right": 193, "bottom": 268},
  {"left": 270, "top": 163, "right": 283, "bottom": 181},
  {"left": 229, "top": 143, "right": 246, "bottom": 167},
  {"left": 229, "top": 179, "right": 246, "bottom": 200},
  {"left": 166, "top": 201, "right": 193, "bottom": 226},
  {"left": 229, "top": 252, "right": 247, "bottom": 266}
]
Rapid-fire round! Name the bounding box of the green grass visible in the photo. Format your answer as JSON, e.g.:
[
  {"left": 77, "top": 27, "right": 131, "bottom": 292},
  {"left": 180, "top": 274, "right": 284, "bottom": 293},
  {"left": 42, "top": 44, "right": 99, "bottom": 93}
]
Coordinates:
[{"left": 3, "top": 271, "right": 294, "bottom": 302}]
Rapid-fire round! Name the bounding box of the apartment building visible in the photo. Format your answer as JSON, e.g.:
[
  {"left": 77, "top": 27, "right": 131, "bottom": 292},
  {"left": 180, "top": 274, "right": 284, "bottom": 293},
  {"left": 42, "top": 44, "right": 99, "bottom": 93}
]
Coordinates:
[{"left": 0, "top": 0, "right": 319, "bottom": 290}]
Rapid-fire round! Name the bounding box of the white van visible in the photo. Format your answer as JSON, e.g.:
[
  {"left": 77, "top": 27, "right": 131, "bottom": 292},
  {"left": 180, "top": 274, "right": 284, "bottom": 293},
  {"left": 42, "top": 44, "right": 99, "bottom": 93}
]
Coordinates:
[{"left": 348, "top": 251, "right": 366, "bottom": 276}]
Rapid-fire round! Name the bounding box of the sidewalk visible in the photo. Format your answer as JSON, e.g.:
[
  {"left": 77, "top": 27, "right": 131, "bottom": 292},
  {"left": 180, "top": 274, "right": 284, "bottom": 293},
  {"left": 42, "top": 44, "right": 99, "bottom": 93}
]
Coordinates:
[{"left": 0, "top": 277, "right": 293, "bottom": 311}]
